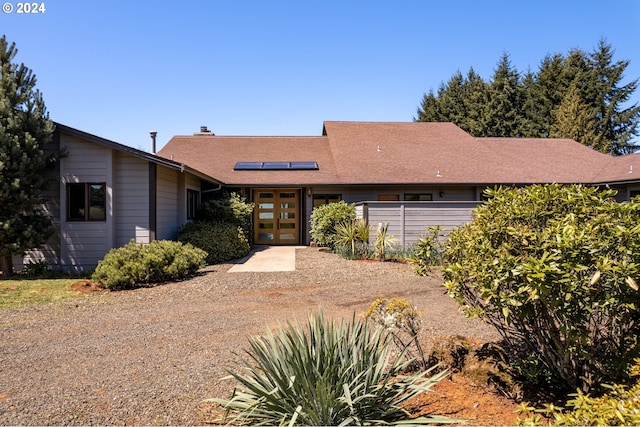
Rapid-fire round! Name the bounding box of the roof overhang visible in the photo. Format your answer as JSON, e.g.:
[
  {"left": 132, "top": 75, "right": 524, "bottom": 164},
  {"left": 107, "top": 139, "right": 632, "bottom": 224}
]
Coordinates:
[{"left": 55, "top": 122, "right": 223, "bottom": 185}]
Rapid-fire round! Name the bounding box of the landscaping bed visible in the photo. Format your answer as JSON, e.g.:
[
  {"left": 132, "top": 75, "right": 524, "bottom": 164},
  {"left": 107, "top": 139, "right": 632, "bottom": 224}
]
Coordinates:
[{"left": 0, "top": 247, "right": 509, "bottom": 425}]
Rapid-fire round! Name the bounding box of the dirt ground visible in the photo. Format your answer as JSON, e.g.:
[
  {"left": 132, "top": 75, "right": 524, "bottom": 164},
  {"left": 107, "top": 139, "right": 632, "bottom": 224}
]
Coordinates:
[
  {"left": 406, "top": 372, "right": 521, "bottom": 425},
  {"left": 1, "top": 247, "right": 522, "bottom": 425}
]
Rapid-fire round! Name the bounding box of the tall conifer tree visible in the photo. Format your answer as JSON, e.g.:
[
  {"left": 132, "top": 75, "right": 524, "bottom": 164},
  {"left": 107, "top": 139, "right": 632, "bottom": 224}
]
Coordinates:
[
  {"left": 0, "top": 35, "right": 56, "bottom": 277},
  {"left": 415, "top": 40, "right": 639, "bottom": 154},
  {"left": 481, "top": 53, "right": 524, "bottom": 137}
]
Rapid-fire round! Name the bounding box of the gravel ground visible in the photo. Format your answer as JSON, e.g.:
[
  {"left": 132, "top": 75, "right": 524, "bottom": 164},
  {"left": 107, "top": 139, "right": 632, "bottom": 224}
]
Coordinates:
[{"left": 0, "top": 247, "right": 499, "bottom": 425}]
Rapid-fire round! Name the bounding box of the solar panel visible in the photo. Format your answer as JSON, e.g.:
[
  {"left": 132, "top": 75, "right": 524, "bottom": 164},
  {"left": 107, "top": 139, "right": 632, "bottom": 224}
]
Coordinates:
[
  {"left": 234, "top": 162, "right": 263, "bottom": 170},
  {"left": 262, "top": 162, "right": 290, "bottom": 170},
  {"left": 290, "top": 161, "right": 318, "bottom": 169},
  {"left": 234, "top": 161, "right": 319, "bottom": 170}
]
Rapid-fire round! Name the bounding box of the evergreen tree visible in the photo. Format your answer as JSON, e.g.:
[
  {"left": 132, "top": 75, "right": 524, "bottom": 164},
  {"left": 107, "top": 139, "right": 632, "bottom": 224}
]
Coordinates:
[
  {"left": 415, "top": 40, "right": 639, "bottom": 154},
  {"left": 0, "top": 35, "right": 56, "bottom": 277},
  {"left": 437, "top": 71, "right": 467, "bottom": 126},
  {"left": 415, "top": 68, "right": 487, "bottom": 136},
  {"left": 551, "top": 82, "right": 601, "bottom": 151},
  {"left": 460, "top": 68, "right": 487, "bottom": 136},
  {"left": 481, "top": 52, "right": 524, "bottom": 137},
  {"left": 585, "top": 40, "right": 639, "bottom": 154},
  {"left": 523, "top": 54, "right": 567, "bottom": 138},
  {"left": 415, "top": 89, "right": 440, "bottom": 122}
]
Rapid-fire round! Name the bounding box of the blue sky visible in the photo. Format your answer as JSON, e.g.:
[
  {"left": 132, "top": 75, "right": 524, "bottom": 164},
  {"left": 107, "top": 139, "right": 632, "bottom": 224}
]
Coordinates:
[{"left": 2, "top": 0, "right": 639, "bottom": 151}]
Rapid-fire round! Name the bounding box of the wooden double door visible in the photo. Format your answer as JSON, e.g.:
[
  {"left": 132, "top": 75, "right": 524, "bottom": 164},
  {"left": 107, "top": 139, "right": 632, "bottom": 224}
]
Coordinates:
[{"left": 253, "top": 189, "right": 300, "bottom": 245}]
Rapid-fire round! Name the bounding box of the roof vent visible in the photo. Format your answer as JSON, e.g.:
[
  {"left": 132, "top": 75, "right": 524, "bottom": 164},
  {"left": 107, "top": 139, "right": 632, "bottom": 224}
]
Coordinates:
[
  {"left": 195, "top": 126, "right": 214, "bottom": 136},
  {"left": 149, "top": 131, "right": 157, "bottom": 153}
]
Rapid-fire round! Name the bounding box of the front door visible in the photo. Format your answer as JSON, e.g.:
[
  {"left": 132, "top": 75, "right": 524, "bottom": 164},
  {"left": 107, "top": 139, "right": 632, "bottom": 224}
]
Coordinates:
[{"left": 254, "top": 189, "right": 300, "bottom": 245}]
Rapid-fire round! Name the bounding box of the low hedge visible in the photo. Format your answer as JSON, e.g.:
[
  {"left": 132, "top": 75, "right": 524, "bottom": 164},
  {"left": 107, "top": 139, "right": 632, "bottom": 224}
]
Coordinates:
[
  {"left": 178, "top": 221, "right": 250, "bottom": 265},
  {"left": 92, "top": 240, "right": 206, "bottom": 290}
]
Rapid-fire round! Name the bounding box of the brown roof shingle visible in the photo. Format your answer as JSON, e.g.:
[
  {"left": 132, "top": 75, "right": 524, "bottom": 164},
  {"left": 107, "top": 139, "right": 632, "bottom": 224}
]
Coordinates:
[{"left": 158, "top": 121, "right": 621, "bottom": 186}]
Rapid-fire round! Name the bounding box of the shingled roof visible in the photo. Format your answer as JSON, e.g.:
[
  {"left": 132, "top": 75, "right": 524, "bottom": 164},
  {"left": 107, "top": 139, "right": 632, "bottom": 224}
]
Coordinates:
[{"left": 157, "top": 121, "right": 624, "bottom": 186}]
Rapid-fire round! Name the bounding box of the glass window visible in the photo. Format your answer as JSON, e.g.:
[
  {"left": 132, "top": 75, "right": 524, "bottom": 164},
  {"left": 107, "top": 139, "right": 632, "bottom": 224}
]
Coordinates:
[
  {"left": 313, "top": 194, "right": 342, "bottom": 208},
  {"left": 187, "top": 189, "right": 200, "bottom": 220},
  {"left": 377, "top": 194, "right": 399, "bottom": 201},
  {"left": 67, "top": 183, "right": 106, "bottom": 221},
  {"left": 404, "top": 193, "right": 433, "bottom": 201}
]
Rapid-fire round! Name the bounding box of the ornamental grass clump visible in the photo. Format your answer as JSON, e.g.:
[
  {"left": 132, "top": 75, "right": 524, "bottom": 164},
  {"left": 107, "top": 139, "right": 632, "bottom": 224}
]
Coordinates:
[{"left": 207, "top": 311, "right": 458, "bottom": 426}]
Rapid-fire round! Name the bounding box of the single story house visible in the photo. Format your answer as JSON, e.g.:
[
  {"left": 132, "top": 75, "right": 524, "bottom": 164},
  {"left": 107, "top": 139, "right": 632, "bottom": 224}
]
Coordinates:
[
  {"left": 18, "top": 123, "right": 222, "bottom": 273},
  {"left": 17, "top": 121, "right": 640, "bottom": 272}
]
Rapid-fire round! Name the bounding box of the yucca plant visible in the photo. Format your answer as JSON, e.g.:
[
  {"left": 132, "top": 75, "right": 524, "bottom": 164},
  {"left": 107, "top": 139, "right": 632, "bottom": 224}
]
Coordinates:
[
  {"left": 335, "top": 218, "right": 370, "bottom": 259},
  {"left": 374, "top": 222, "right": 397, "bottom": 261},
  {"left": 207, "top": 312, "right": 459, "bottom": 426}
]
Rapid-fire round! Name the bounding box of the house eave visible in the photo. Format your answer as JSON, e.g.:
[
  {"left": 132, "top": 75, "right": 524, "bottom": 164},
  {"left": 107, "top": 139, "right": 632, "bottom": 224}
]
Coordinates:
[{"left": 55, "top": 122, "right": 223, "bottom": 185}]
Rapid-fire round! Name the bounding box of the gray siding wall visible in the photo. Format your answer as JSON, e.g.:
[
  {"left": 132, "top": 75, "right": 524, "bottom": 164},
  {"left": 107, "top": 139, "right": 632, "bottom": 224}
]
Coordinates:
[
  {"left": 156, "top": 166, "right": 179, "bottom": 240},
  {"left": 305, "top": 185, "right": 480, "bottom": 245},
  {"left": 115, "top": 152, "right": 151, "bottom": 246},
  {"left": 58, "top": 135, "right": 113, "bottom": 272},
  {"left": 357, "top": 201, "right": 480, "bottom": 245}
]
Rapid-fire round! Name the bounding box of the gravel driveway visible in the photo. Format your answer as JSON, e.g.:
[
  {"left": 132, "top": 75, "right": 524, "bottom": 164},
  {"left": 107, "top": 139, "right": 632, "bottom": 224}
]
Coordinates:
[{"left": 0, "top": 247, "right": 499, "bottom": 425}]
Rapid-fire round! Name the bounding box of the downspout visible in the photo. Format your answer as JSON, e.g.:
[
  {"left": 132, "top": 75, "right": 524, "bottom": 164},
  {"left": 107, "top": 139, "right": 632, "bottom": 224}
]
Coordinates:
[{"left": 201, "top": 184, "right": 223, "bottom": 193}]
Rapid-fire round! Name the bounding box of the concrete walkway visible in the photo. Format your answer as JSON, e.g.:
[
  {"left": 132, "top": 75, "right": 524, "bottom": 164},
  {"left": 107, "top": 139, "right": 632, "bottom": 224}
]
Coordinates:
[{"left": 227, "top": 246, "right": 305, "bottom": 272}]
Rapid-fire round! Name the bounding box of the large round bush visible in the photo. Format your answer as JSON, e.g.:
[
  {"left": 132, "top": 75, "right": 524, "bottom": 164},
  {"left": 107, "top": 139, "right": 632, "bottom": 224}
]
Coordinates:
[
  {"left": 309, "top": 201, "right": 356, "bottom": 248},
  {"left": 444, "top": 184, "right": 640, "bottom": 391}
]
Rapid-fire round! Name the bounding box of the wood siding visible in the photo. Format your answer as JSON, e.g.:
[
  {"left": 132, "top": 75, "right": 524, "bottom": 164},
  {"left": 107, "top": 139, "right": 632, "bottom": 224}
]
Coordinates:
[
  {"left": 114, "top": 153, "right": 150, "bottom": 246},
  {"left": 58, "top": 135, "right": 112, "bottom": 272},
  {"left": 357, "top": 201, "right": 480, "bottom": 245},
  {"left": 156, "top": 167, "right": 179, "bottom": 240},
  {"left": 305, "top": 185, "right": 480, "bottom": 245}
]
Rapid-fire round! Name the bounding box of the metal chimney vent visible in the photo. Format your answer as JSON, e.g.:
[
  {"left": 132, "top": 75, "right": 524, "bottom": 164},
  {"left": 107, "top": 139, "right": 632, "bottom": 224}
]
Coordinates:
[{"left": 195, "top": 126, "right": 214, "bottom": 136}]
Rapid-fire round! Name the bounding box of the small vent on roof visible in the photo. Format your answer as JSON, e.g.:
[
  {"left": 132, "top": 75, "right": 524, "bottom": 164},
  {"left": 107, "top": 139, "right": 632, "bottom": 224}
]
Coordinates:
[{"left": 195, "top": 126, "right": 214, "bottom": 136}]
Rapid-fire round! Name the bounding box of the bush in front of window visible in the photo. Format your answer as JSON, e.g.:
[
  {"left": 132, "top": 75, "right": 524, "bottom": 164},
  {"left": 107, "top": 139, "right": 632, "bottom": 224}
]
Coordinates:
[
  {"left": 198, "top": 192, "right": 254, "bottom": 244},
  {"left": 92, "top": 240, "right": 206, "bottom": 290},
  {"left": 309, "top": 200, "right": 356, "bottom": 249},
  {"left": 178, "top": 222, "right": 249, "bottom": 265}
]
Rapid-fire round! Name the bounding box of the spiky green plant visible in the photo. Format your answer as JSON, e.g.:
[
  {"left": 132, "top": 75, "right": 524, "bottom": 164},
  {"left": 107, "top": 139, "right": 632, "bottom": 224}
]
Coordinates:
[
  {"left": 207, "top": 312, "right": 459, "bottom": 426},
  {"left": 374, "top": 222, "right": 397, "bottom": 261},
  {"left": 335, "top": 218, "right": 370, "bottom": 259}
]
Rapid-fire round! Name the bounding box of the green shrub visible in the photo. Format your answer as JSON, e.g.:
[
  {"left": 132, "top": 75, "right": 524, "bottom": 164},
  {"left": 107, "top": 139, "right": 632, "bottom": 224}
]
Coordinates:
[
  {"left": 309, "top": 201, "right": 356, "bottom": 249},
  {"left": 178, "top": 222, "right": 249, "bottom": 265},
  {"left": 92, "top": 240, "right": 206, "bottom": 290},
  {"left": 519, "top": 360, "right": 640, "bottom": 426},
  {"left": 444, "top": 184, "right": 640, "bottom": 392},
  {"left": 334, "top": 218, "right": 370, "bottom": 259},
  {"left": 373, "top": 222, "right": 397, "bottom": 261},
  {"left": 409, "top": 226, "right": 445, "bottom": 275},
  {"left": 199, "top": 192, "right": 254, "bottom": 242},
  {"left": 207, "top": 311, "right": 459, "bottom": 426},
  {"left": 23, "top": 259, "right": 51, "bottom": 278}
]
